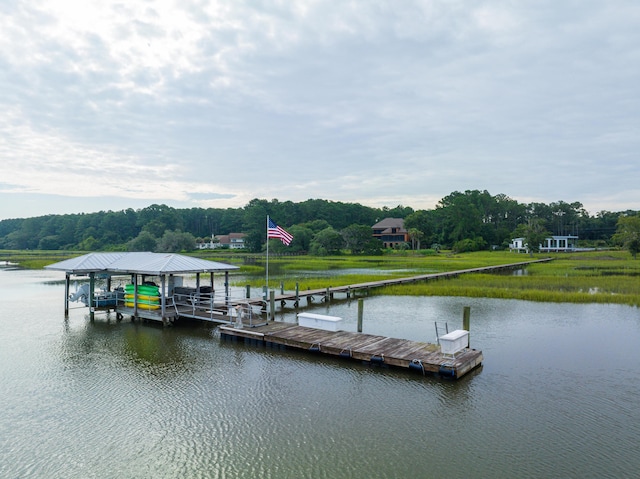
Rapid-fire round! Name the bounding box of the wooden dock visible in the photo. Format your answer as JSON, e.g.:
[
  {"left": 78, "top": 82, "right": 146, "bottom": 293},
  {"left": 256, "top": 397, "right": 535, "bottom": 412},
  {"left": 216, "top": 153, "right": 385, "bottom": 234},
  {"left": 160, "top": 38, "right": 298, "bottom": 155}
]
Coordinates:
[{"left": 219, "top": 322, "right": 483, "bottom": 379}]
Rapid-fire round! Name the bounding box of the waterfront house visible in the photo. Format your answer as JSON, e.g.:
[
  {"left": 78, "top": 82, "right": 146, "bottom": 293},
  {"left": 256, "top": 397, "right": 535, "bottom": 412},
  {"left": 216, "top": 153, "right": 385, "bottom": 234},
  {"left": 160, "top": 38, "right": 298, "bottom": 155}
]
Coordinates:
[
  {"left": 509, "top": 235, "right": 578, "bottom": 253},
  {"left": 372, "top": 218, "right": 409, "bottom": 248},
  {"left": 198, "top": 233, "right": 246, "bottom": 249}
]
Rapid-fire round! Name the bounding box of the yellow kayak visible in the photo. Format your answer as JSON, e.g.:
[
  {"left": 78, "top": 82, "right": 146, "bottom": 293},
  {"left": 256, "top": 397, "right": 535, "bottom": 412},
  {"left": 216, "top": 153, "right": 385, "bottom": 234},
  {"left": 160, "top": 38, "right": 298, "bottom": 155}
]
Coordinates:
[
  {"left": 124, "top": 293, "right": 159, "bottom": 302},
  {"left": 124, "top": 301, "right": 160, "bottom": 310}
]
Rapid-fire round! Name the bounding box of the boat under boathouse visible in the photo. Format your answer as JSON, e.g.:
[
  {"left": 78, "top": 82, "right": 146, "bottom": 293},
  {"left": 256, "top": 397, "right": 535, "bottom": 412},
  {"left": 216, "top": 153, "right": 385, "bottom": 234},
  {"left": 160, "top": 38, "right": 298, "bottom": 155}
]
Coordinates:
[{"left": 45, "top": 252, "right": 242, "bottom": 325}]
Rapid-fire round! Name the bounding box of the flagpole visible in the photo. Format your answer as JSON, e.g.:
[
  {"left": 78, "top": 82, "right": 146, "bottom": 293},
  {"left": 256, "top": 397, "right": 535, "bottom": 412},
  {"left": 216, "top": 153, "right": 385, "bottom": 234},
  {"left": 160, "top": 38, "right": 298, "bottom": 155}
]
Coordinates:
[{"left": 266, "top": 215, "right": 269, "bottom": 291}]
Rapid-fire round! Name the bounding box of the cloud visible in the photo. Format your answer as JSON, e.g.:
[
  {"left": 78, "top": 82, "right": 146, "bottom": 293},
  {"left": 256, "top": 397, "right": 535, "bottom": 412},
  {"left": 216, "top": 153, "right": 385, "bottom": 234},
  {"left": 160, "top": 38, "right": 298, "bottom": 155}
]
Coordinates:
[{"left": 1, "top": 0, "right": 639, "bottom": 220}]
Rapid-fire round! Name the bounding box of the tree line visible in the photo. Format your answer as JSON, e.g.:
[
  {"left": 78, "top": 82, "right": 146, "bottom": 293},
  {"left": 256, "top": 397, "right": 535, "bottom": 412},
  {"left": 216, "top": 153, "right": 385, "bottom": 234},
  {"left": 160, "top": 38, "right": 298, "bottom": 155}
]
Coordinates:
[{"left": 0, "top": 191, "right": 637, "bottom": 255}]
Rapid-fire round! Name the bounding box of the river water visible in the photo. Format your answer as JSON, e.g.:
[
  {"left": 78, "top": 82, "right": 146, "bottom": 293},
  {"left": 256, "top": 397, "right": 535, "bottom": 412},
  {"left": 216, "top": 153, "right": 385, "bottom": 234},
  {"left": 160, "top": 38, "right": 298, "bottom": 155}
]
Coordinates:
[{"left": 1, "top": 267, "right": 639, "bottom": 478}]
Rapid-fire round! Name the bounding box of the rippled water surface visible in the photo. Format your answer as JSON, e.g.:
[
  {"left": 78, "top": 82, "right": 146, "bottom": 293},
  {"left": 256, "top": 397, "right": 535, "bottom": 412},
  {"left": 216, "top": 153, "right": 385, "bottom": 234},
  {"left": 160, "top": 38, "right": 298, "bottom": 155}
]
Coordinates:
[{"left": 1, "top": 267, "right": 640, "bottom": 478}]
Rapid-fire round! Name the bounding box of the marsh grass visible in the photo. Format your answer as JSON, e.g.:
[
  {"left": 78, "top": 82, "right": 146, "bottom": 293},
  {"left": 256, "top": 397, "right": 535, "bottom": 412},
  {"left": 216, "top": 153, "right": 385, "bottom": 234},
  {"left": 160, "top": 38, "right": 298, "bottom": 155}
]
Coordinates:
[
  {"left": 6, "top": 249, "right": 639, "bottom": 306},
  {"left": 377, "top": 252, "right": 640, "bottom": 306},
  {"left": 237, "top": 251, "right": 640, "bottom": 307},
  {"left": 0, "top": 250, "right": 78, "bottom": 269}
]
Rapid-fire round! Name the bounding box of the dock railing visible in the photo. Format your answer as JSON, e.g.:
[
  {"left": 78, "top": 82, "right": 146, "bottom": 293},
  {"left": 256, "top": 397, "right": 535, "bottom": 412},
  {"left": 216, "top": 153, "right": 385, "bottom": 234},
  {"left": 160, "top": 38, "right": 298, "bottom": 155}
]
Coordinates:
[{"left": 229, "top": 302, "right": 267, "bottom": 328}]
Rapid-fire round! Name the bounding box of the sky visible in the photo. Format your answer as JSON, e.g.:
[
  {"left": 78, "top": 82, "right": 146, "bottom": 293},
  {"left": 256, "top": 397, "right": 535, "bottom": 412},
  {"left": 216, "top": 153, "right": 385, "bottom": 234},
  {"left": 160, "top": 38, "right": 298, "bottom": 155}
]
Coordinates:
[{"left": 1, "top": 1, "right": 639, "bottom": 221}]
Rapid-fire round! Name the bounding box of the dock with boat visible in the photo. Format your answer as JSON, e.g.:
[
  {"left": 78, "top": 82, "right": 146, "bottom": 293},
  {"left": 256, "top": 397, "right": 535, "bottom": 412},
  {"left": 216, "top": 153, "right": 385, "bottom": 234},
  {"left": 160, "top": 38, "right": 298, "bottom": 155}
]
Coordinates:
[
  {"left": 45, "top": 253, "right": 551, "bottom": 325},
  {"left": 43, "top": 252, "right": 496, "bottom": 379}
]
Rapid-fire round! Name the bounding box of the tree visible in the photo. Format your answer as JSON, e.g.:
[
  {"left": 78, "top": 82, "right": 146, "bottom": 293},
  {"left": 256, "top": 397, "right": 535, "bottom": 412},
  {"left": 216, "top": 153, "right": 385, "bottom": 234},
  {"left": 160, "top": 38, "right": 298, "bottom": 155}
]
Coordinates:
[
  {"left": 310, "top": 227, "right": 344, "bottom": 256},
  {"left": 404, "top": 210, "right": 434, "bottom": 242},
  {"left": 407, "top": 228, "right": 424, "bottom": 250},
  {"left": 127, "top": 231, "right": 158, "bottom": 252},
  {"left": 287, "top": 225, "right": 314, "bottom": 253},
  {"left": 242, "top": 199, "right": 270, "bottom": 252},
  {"left": 612, "top": 214, "right": 640, "bottom": 259},
  {"left": 341, "top": 224, "right": 375, "bottom": 254},
  {"left": 137, "top": 204, "right": 183, "bottom": 237},
  {"left": 156, "top": 230, "right": 196, "bottom": 253}
]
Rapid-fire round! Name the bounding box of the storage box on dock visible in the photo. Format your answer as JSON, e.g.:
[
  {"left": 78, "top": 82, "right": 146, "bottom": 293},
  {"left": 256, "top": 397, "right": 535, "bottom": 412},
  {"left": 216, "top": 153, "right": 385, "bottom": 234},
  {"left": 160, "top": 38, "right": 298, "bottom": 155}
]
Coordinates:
[
  {"left": 297, "top": 312, "right": 343, "bottom": 331},
  {"left": 440, "top": 329, "right": 469, "bottom": 357}
]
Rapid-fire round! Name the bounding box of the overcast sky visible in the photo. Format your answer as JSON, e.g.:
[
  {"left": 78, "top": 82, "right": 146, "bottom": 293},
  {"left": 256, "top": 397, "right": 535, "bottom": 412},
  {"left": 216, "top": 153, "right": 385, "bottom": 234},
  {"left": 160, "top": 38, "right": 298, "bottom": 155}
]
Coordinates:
[{"left": 1, "top": 0, "right": 638, "bottom": 221}]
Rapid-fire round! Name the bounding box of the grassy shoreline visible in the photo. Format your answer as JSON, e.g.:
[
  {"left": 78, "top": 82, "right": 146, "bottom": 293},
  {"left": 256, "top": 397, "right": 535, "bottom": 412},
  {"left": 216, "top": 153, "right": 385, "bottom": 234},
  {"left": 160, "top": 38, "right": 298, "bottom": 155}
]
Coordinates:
[
  {"left": 3, "top": 249, "right": 639, "bottom": 307},
  {"left": 238, "top": 250, "right": 640, "bottom": 307}
]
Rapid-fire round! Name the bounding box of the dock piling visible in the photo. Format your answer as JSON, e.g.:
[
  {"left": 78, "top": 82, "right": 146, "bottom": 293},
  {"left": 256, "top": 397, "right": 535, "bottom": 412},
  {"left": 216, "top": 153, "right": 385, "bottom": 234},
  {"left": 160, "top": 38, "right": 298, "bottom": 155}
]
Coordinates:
[
  {"left": 357, "top": 298, "right": 363, "bottom": 332},
  {"left": 463, "top": 306, "right": 470, "bottom": 346},
  {"left": 269, "top": 290, "right": 275, "bottom": 320}
]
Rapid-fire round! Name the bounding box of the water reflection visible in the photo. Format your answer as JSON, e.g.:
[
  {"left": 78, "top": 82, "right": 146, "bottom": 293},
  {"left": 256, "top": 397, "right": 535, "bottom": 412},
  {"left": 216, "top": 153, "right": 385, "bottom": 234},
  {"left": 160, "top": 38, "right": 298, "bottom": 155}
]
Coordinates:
[{"left": 3, "top": 268, "right": 640, "bottom": 478}]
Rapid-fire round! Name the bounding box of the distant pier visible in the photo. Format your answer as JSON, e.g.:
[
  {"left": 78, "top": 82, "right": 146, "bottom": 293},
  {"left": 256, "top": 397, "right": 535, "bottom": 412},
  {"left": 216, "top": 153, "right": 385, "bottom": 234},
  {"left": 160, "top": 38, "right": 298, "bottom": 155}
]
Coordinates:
[{"left": 246, "top": 258, "right": 553, "bottom": 310}]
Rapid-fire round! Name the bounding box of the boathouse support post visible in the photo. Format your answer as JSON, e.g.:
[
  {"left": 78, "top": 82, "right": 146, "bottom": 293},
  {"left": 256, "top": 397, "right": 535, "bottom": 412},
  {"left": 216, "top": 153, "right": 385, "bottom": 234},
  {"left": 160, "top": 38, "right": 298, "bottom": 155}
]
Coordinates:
[
  {"left": 133, "top": 275, "right": 139, "bottom": 319},
  {"left": 269, "top": 290, "right": 275, "bottom": 321},
  {"left": 160, "top": 275, "right": 167, "bottom": 320},
  {"left": 357, "top": 298, "right": 364, "bottom": 333},
  {"left": 89, "top": 272, "right": 95, "bottom": 321},
  {"left": 463, "top": 306, "right": 471, "bottom": 347},
  {"left": 64, "top": 273, "right": 70, "bottom": 317}
]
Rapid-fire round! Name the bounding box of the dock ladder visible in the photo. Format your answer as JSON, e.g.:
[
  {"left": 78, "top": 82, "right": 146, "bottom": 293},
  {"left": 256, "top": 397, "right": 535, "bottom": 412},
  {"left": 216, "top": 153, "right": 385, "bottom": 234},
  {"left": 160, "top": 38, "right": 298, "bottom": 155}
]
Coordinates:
[{"left": 434, "top": 321, "right": 449, "bottom": 345}]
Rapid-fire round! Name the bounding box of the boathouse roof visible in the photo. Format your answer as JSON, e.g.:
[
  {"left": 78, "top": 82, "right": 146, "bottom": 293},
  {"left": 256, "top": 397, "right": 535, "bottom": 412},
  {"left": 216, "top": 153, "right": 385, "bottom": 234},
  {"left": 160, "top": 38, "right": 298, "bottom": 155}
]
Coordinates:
[{"left": 45, "top": 252, "right": 239, "bottom": 275}]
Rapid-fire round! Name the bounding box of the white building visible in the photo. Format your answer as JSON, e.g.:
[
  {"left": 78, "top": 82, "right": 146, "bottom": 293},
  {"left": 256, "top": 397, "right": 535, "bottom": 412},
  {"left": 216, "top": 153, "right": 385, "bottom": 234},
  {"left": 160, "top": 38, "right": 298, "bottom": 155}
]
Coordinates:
[
  {"left": 197, "top": 233, "right": 246, "bottom": 250},
  {"left": 509, "top": 235, "right": 578, "bottom": 253}
]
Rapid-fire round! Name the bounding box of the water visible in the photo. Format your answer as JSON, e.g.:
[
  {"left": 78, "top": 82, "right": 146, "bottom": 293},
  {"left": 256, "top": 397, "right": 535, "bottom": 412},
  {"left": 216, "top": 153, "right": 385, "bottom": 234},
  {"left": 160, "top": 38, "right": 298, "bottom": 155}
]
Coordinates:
[{"left": 2, "top": 267, "right": 640, "bottom": 478}]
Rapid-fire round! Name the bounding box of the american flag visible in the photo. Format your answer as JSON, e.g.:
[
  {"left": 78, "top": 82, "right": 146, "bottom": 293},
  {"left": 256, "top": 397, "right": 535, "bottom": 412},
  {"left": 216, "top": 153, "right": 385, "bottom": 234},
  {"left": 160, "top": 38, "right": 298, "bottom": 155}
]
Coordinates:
[{"left": 267, "top": 218, "right": 293, "bottom": 246}]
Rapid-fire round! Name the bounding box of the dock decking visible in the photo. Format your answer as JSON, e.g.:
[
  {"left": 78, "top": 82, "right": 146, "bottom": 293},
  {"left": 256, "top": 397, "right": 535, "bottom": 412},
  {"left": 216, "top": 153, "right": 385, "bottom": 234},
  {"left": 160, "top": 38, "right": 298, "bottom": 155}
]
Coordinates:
[{"left": 219, "top": 322, "right": 483, "bottom": 379}]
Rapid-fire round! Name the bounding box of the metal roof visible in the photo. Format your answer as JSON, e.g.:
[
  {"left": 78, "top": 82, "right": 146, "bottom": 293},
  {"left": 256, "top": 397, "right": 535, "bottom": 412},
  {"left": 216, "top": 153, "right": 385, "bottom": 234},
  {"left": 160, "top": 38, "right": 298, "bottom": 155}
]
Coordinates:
[
  {"left": 45, "top": 252, "right": 239, "bottom": 275},
  {"left": 44, "top": 252, "right": 128, "bottom": 274}
]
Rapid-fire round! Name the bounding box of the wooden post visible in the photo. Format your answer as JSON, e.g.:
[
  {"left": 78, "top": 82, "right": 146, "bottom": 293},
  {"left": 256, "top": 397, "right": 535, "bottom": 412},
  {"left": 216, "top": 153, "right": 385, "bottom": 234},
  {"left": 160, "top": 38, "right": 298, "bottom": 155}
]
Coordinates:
[
  {"left": 280, "top": 281, "right": 284, "bottom": 294},
  {"left": 269, "top": 290, "right": 275, "bottom": 321},
  {"left": 245, "top": 284, "right": 251, "bottom": 299},
  {"left": 463, "top": 306, "right": 470, "bottom": 347},
  {"left": 295, "top": 282, "right": 299, "bottom": 303},
  {"left": 224, "top": 271, "right": 230, "bottom": 308},
  {"left": 357, "top": 298, "right": 363, "bottom": 333},
  {"left": 326, "top": 287, "right": 330, "bottom": 302}
]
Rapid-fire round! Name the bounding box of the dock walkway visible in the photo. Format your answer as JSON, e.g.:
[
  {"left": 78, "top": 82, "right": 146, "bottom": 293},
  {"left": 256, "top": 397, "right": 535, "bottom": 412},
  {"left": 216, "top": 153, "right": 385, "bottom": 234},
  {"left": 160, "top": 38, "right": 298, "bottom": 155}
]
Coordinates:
[
  {"left": 219, "top": 322, "right": 483, "bottom": 379},
  {"left": 240, "top": 258, "right": 552, "bottom": 310}
]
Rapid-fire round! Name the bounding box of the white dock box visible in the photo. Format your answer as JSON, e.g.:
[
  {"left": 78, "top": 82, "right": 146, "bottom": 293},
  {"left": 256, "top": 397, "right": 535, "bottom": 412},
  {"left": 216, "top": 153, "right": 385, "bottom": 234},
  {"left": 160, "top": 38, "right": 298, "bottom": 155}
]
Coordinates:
[
  {"left": 297, "top": 312, "right": 343, "bottom": 332},
  {"left": 440, "top": 329, "right": 469, "bottom": 357}
]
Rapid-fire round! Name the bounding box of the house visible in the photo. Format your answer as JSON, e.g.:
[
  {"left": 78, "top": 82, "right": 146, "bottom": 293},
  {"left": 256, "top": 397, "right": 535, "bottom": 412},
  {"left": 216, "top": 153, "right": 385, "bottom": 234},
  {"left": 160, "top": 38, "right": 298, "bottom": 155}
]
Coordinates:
[
  {"left": 197, "top": 233, "right": 246, "bottom": 250},
  {"left": 509, "top": 235, "right": 578, "bottom": 253},
  {"left": 372, "top": 218, "right": 409, "bottom": 249}
]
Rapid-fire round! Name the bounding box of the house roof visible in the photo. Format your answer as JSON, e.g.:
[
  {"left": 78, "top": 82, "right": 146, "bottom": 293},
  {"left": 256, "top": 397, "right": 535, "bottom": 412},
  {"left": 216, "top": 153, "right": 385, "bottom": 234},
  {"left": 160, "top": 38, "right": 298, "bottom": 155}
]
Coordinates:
[
  {"left": 372, "top": 217, "right": 406, "bottom": 233},
  {"left": 45, "top": 252, "right": 239, "bottom": 275},
  {"left": 372, "top": 217, "right": 404, "bottom": 228}
]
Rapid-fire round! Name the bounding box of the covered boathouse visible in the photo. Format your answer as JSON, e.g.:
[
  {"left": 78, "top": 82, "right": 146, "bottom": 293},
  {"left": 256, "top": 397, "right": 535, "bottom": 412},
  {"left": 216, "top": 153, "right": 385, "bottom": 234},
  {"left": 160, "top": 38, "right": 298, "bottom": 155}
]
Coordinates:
[{"left": 45, "top": 252, "right": 241, "bottom": 325}]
